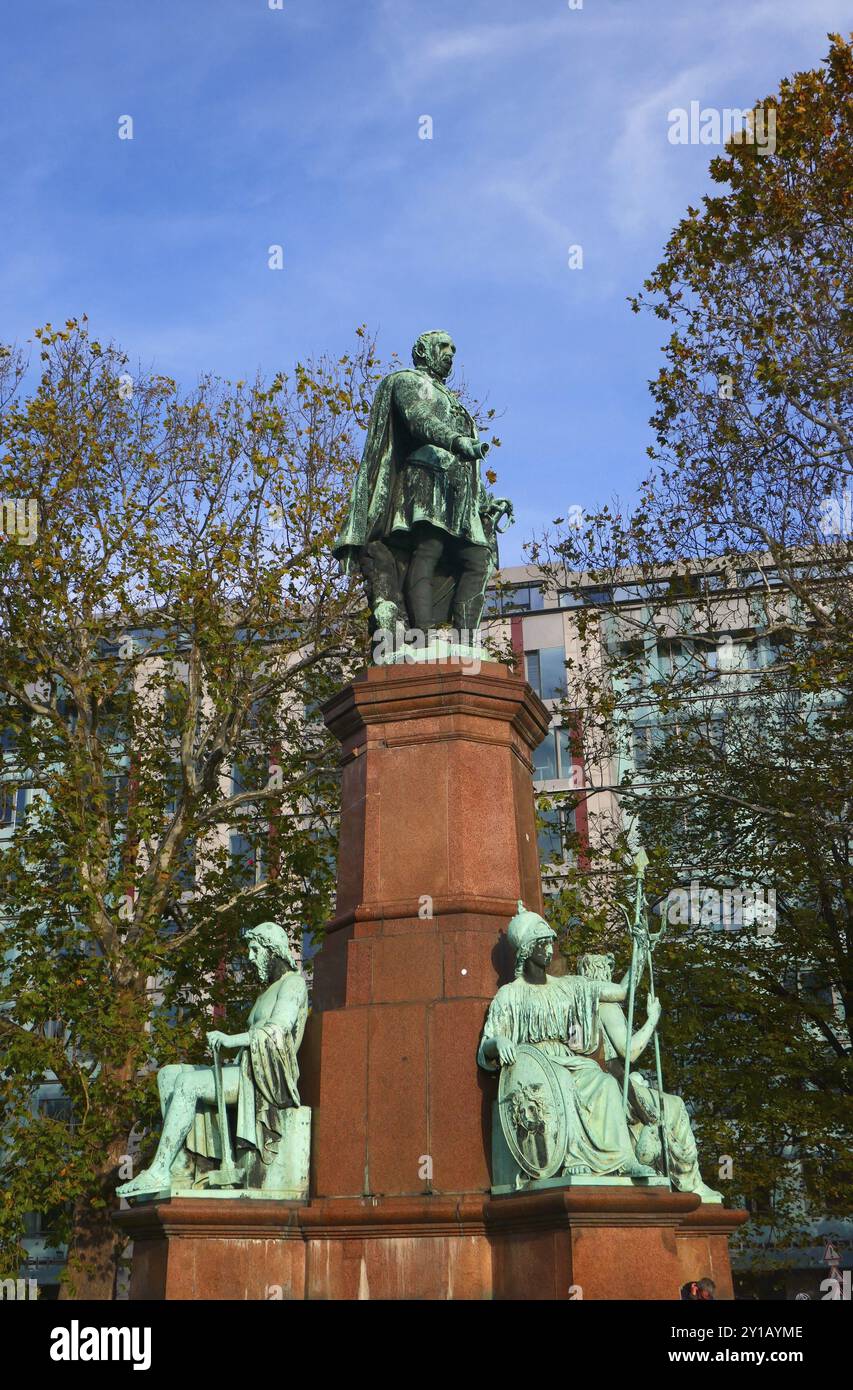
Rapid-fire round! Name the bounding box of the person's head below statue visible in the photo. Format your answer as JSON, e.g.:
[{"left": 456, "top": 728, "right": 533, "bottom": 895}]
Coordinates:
[
  {"left": 680, "top": 1277, "right": 716, "bottom": 1300},
  {"left": 507, "top": 900, "right": 556, "bottom": 977},
  {"left": 244, "top": 920, "right": 298, "bottom": 981},
  {"left": 412, "top": 330, "right": 455, "bottom": 382}
]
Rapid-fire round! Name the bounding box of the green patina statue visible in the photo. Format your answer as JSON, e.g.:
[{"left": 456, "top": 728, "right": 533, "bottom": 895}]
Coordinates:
[
  {"left": 479, "top": 903, "right": 658, "bottom": 1186},
  {"left": 333, "top": 329, "right": 514, "bottom": 642},
  {"left": 576, "top": 952, "right": 721, "bottom": 1201},
  {"left": 480, "top": 902, "right": 721, "bottom": 1199},
  {"left": 117, "top": 922, "right": 310, "bottom": 1202}
]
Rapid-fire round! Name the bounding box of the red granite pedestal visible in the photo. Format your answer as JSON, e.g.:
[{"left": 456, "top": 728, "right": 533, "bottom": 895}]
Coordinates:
[
  {"left": 302, "top": 660, "right": 552, "bottom": 1208},
  {"left": 118, "top": 660, "right": 747, "bottom": 1299}
]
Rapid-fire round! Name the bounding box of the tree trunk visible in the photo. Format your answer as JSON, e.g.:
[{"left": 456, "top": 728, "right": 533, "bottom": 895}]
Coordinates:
[{"left": 59, "top": 1139, "right": 129, "bottom": 1300}]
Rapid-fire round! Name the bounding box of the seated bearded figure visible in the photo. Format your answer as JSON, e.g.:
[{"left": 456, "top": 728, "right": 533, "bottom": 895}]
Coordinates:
[{"left": 576, "top": 952, "right": 721, "bottom": 1201}]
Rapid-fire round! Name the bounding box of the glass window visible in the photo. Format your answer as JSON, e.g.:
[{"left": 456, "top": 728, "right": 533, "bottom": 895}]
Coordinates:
[
  {"left": 0, "top": 784, "right": 17, "bottom": 827},
  {"left": 229, "top": 833, "right": 266, "bottom": 885},
  {"left": 537, "top": 806, "right": 563, "bottom": 860},
  {"left": 532, "top": 732, "right": 558, "bottom": 781},
  {"left": 539, "top": 647, "right": 567, "bottom": 699},
  {"left": 526, "top": 648, "right": 567, "bottom": 700},
  {"left": 745, "top": 641, "right": 764, "bottom": 670},
  {"left": 488, "top": 584, "right": 544, "bottom": 615},
  {"left": 633, "top": 722, "right": 667, "bottom": 771},
  {"left": 557, "top": 728, "right": 575, "bottom": 777},
  {"left": 537, "top": 803, "right": 577, "bottom": 863},
  {"left": 482, "top": 588, "right": 501, "bottom": 616},
  {"left": 661, "top": 641, "right": 710, "bottom": 682},
  {"left": 524, "top": 650, "right": 541, "bottom": 693},
  {"left": 230, "top": 832, "right": 253, "bottom": 882},
  {"left": 38, "top": 1095, "right": 74, "bottom": 1125}
]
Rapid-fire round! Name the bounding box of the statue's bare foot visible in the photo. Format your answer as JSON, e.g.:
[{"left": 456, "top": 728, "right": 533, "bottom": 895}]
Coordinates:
[
  {"left": 116, "top": 1166, "right": 172, "bottom": 1200},
  {"left": 695, "top": 1182, "right": 723, "bottom": 1202},
  {"left": 620, "top": 1160, "right": 657, "bottom": 1178}
]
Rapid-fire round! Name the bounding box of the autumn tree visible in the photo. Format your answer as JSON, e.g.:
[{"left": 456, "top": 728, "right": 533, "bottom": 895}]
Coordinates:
[
  {"left": 0, "top": 318, "right": 380, "bottom": 1296},
  {"left": 531, "top": 34, "right": 852, "bottom": 1268}
]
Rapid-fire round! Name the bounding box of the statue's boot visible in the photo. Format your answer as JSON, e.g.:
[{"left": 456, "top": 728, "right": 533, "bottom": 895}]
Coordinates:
[
  {"left": 116, "top": 1165, "right": 172, "bottom": 1200},
  {"left": 405, "top": 527, "right": 444, "bottom": 632},
  {"left": 680, "top": 1179, "right": 723, "bottom": 1202},
  {"left": 452, "top": 600, "right": 484, "bottom": 643},
  {"left": 406, "top": 578, "right": 436, "bottom": 634},
  {"left": 452, "top": 540, "right": 491, "bottom": 636}
]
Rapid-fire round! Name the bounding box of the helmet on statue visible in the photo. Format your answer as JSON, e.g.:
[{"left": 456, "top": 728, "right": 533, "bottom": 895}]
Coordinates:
[{"left": 507, "top": 900, "right": 556, "bottom": 961}]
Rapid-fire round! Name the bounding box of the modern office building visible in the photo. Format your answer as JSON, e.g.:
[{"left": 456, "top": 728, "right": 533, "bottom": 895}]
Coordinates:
[{"left": 483, "top": 560, "right": 851, "bottom": 1299}]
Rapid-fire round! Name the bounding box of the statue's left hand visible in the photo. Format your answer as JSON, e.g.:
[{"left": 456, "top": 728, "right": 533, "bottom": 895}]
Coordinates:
[
  {"left": 207, "top": 1030, "right": 231, "bottom": 1052},
  {"left": 486, "top": 497, "right": 515, "bottom": 532}
]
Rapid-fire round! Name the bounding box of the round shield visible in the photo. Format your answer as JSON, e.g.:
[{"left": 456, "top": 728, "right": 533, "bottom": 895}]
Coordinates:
[{"left": 497, "top": 1044, "right": 569, "bottom": 1179}]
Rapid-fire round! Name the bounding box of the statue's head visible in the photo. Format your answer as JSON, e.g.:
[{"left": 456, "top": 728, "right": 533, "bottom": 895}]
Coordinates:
[
  {"left": 244, "top": 921, "right": 298, "bottom": 983},
  {"left": 507, "top": 900, "right": 556, "bottom": 977},
  {"left": 412, "top": 330, "right": 455, "bottom": 381},
  {"left": 577, "top": 952, "right": 615, "bottom": 982}
]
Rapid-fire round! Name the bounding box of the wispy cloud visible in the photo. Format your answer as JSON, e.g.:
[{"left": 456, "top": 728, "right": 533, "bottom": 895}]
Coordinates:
[{"left": 1, "top": 0, "right": 849, "bottom": 564}]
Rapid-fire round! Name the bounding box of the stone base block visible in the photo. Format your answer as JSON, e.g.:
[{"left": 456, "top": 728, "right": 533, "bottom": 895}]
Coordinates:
[
  {"left": 243, "top": 1106, "right": 311, "bottom": 1198},
  {"left": 675, "top": 1204, "right": 746, "bottom": 1300},
  {"left": 115, "top": 1188, "right": 747, "bottom": 1300},
  {"left": 486, "top": 1186, "right": 707, "bottom": 1300},
  {"left": 117, "top": 1199, "right": 308, "bottom": 1301}
]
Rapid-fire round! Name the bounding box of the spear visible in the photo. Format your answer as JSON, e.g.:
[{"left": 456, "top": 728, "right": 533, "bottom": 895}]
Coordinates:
[
  {"left": 646, "top": 927, "right": 671, "bottom": 1184},
  {"left": 620, "top": 847, "right": 672, "bottom": 1182},
  {"left": 621, "top": 846, "right": 648, "bottom": 1116}
]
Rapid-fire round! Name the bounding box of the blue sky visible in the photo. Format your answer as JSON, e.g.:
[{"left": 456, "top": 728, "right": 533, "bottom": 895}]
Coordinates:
[{"left": 1, "top": 0, "right": 848, "bottom": 562}]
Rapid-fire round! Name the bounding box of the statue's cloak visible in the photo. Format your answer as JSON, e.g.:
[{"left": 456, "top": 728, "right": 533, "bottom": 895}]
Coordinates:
[
  {"left": 186, "top": 974, "right": 308, "bottom": 1167},
  {"left": 333, "top": 368, "right": 493, "bottom": 572},
  {"left": 333, "top": 369, "right": 412, "bottom": 574}
]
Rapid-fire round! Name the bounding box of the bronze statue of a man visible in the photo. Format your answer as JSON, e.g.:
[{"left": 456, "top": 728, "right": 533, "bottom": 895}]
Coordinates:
[
  {"left": 333, "top": 330, "right": 513, "bottom": 637},
  {"left": 116, "top": 922, "right": 308, "bottom": 1200}
]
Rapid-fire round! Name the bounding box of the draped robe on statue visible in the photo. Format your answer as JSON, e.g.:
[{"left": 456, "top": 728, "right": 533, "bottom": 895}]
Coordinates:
[
  {"left": 186, "top": 973, "right": 308, "bottom": 1170},
  {"left": 477, "top": 975, "right": 640, "bottom": 1176},
  {"left": 601, "top": 1032, "right": 708, "bottom": 1192}
]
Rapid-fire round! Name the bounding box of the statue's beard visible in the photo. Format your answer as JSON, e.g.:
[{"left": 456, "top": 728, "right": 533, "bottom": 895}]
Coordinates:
[{"left": 423, "top": 351, "right": 451, "bottom": 381}]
